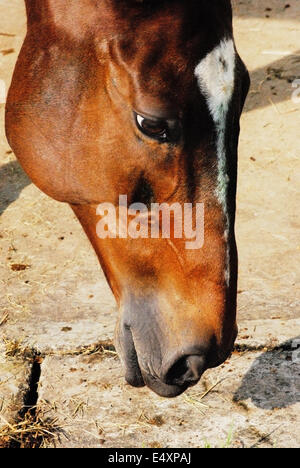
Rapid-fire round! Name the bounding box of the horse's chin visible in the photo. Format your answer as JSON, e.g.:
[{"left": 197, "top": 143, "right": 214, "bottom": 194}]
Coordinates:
[
  {"left": 123, "top": 359, "right": 194, "bottom": 398},
  {"left": 141, "top": 372, "right": 189, "bottom": 398},
  {"left": 124, "top": 367, "right": 145, "bottom": 389}
]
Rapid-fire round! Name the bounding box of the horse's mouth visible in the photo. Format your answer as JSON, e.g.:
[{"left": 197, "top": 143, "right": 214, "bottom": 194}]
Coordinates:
[
  {"left": 116, "top": 319, "right": 237, "bottom": 398},
  {"left": 140, "top": 372, "right": 190, "bottom": 398},
  {"left": 132, "top": 347, "right": 234, "bottom": 398},
  {"left": 116, "top": 325, "right": 191, "bottom": 397},
  {"left": 125, "top": 361, "right": 191, "bottom": 398},
  {"left": 121, "top": 341, "right": 206, "bottom": 399}
]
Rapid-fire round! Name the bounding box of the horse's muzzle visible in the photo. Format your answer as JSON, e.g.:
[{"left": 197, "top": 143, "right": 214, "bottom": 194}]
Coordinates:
[
  {"left": 114, "top": 293, "right": 237, "bottom": 398},
  {"left": 115, "top": 321, "right": 222, "bottom": 398},
  {"left": 140, "top": 352, "right": 207, "bottom": 398}
]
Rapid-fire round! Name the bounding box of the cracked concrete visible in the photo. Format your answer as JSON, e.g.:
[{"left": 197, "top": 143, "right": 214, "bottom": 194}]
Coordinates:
[
  {"left": 0, "top": 343, "right": 32, "bottom": 428},
  {"left": 36, "top": 346, "right": 300, "bottom": 448}
]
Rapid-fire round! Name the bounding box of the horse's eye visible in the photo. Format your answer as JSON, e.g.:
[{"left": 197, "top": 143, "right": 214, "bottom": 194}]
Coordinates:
[{"left": 135, "top": 113, "right": 180, "bottom": 144}]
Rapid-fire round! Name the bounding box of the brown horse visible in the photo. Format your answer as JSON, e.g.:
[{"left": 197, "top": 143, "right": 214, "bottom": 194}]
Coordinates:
[{"left": 5, "top": 0, "right": 249, "bottom": 397}]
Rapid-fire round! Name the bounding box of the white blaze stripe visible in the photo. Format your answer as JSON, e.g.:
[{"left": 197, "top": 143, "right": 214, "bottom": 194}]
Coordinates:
[{"left": 195, "top": 38, "right": 236, "bottom": 286}]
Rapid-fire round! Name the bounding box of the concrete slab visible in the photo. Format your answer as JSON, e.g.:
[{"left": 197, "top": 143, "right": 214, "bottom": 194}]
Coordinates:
[
  {"left": 37, "top": 346, "right": 300, "bottom": 448},
  {"left": 236, "top": 318, "right": 300, "bottom": 349},
  {"left": 0, "top": 186, "right": 117, "bottom": 353},
  {"left": 0, "top": 343, "right": 32, "bottom": 428}
]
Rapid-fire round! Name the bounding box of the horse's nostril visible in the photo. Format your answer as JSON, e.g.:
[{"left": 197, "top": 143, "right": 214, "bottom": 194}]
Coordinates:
[{"left": 165, "top": 354, "right": 206, "bottom": 387}]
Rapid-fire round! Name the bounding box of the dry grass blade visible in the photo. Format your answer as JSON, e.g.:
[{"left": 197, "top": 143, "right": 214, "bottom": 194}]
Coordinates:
[
  {"left": 71, "top": 400, "right": 87, "bottom": 418},
  {"left": 3, "top": 338, "right": 35, "bottom": 360},
  {"left": 182, "top": 395, "right": 208, "bottom": 414},
  {"left": 55, "top": 340, "right": 118, "bottom": 359},
  {"left": 249, "top": 425, "right": 281, "bottom": 449},
  {"left": 80, "top": 341, "right": 117, "bottom": 357},
  {"left": 0, "top": 410, "right": 65, "bottom": 448},
  {"left": 0, "top": 313, "right": 9, "bottom": 327},
  {"left": 199, "top": 378, "right": 225, "bottom": 400},
  {"left": 138, "top": 412, "right": 165, "bottom": 427},
  {"left": 182, "top": 378, "right": 225, "bottom": 414}
]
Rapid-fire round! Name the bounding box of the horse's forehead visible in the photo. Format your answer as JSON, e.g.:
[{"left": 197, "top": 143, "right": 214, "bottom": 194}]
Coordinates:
[
  {"left": 112, "top": 24, "right": 228, "bottom": 107},
  {"left": 115, "top": 10, "right": 221, "bottom": 52},
  {"left": 110, "top": 3, "right": 232, "bottom": 81}
]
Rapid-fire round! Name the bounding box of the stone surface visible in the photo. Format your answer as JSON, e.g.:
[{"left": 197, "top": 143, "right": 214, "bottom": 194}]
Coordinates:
[
  {"left": 0, "top": 175, "right": 117, "bottom": 354},
  {"left": 0, "top": 343, "right": 32, "bottom": 426},
  {"left": 37, "top": 348, "right": 300, "bottom": 448},
  {"left": 236, "top": 319, "right": 300, "bottom": 349}
]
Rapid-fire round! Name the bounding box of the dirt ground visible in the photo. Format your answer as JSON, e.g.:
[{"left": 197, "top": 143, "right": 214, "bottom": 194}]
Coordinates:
[{"left": 0, "top": 0, "right": 299, "bottom": 448}]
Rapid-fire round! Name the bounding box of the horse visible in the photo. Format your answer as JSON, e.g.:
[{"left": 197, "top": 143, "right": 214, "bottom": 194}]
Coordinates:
[{"left": 5, "top": 0, "right": 250, "bottom": 398}]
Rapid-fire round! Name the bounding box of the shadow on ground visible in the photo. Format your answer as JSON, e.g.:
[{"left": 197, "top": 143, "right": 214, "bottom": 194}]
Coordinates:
[
  {"left": 234, "top": 337, "right": 300, "bottom": 410},
  {"left": 245, "top": 52, "right": 300, "bottom": 112},
  {"left": 0, "top": 160, "right": 31, "bottom": 216}
]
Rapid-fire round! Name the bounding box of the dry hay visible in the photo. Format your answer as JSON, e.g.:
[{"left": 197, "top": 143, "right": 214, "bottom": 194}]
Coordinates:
[{"left": 0, "top": 408, "right": 65, "bottom": 448}]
